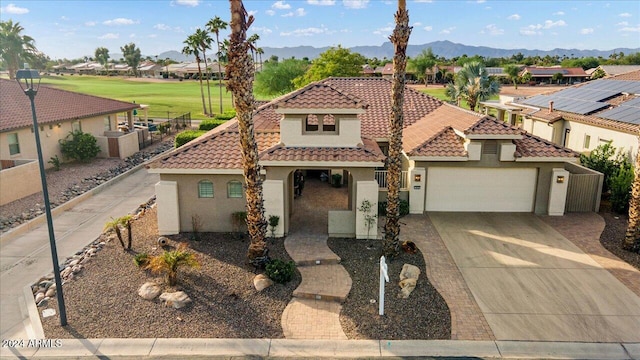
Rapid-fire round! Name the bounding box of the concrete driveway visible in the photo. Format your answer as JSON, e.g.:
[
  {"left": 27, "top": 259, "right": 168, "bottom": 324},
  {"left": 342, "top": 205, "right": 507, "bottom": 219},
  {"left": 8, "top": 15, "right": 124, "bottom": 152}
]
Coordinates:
[{"left": 428, "top": 212, "right": 640, "bottom": 342}]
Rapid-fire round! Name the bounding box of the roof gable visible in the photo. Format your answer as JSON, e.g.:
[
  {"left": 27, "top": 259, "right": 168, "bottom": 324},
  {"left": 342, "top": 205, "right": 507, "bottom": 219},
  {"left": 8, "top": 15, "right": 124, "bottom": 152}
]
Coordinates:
[
  {"left": 408, "top": 127, "right": 466, "bottom": 157},
  {"left": 272, "top": 82, "right": 368, "bottom": 112}
]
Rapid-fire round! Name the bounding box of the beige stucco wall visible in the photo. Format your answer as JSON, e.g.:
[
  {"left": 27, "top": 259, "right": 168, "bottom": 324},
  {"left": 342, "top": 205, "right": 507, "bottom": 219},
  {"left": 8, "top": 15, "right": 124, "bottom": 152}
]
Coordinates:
[
  {"left": 280, "top": 115, "right": 362, "bottom": 147},
  {"left": 0, "top": 160, "right": 42, "bottom": 205},
  {"left": 118, "top": 131, "right": 140, "bottom": 158},
  {"left": 415, "top": 140, "right": 568, "bottom": 215},
  {"left": 562, "top": 121, "right": 637, "bottom": 158},
  {"left": 160, "top": 173, "right": 246, "bottom": 232}
]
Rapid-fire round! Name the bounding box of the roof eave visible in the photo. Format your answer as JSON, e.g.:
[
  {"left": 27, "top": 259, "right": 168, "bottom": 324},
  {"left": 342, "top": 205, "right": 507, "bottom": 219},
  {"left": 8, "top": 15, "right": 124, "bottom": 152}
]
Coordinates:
[
  {"left": 514, "top": 157, "right": 579, "bottom": 163},
  {"left": 408, "top": 156, "right": 468, "bottom": 162},
  {"left": 466, "top": 134, "right": 524, "bottom": 140},
  {"left": 147, "top": 168, "right": 243, "bottom": 174},
  {"left": 260, "top": 160, "right": 384, "bottom": 167},
  {"left": 274, "top": 108, "right": 367, "bottom": 115}
]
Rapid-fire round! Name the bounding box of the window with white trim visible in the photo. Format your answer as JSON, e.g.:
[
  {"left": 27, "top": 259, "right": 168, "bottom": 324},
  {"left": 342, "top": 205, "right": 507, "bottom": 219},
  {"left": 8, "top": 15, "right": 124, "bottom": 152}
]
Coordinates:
[
  {"left": 7, "top": 133, "right": 20, "bottom": 155},
  {"left": 227, "top": 181, "right": 243, "bottom": 198},
  {"left": 104, "top": 116, "right": 112, "bottom": 131},
  {"left": 71, "top": 120, "right": 81, "bottom": 132},
  {"left": 198, "top": 180, "right": 214, "bottom": 198},
  {"left": 584, "top": 135, "right": 591, "bottom": 149}
]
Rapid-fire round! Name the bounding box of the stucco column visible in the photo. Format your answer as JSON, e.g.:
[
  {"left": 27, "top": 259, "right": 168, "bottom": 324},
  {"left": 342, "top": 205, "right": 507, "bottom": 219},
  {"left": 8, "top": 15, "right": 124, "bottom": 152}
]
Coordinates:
[
  {"left": 156, "top": 180, "right": 180, "bottom": 235},
  {"left": 356, "top": 180, "right": 379, "bottom": 239},
  {"left": 409, "top": 168, "right": 426, "bottom": 214},
  {"left": 263, "top": 179, "right": 285, "bottom": 237},
  {"left": 548, "top": 168, "right": 570, "bottom": 216}
]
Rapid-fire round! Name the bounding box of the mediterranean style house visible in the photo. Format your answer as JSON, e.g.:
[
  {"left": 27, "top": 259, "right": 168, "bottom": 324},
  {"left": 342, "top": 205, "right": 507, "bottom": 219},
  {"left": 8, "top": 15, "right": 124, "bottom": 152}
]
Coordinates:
[
  {"left": 148, "top": 77, "right": 594, "bottom": 239},
  {"left": 0, "top": 78, "right": 141, "bottom": 205},
  {"left": 481, "top": 70, "right": 640, "bottom": 158}
]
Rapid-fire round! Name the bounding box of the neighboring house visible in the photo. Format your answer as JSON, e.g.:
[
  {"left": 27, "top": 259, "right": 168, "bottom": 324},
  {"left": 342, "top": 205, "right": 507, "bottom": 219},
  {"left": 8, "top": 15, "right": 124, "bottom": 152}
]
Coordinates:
[
  {"left": 138, "top": 61, "right": 161, "bottom": 77},
  {"left": 148, "top": 77, "right": 595, "bottom": 239},
  {"left": 588, "top": 65, "right": 640, "bottom": 78},
  {"left": 520, "top": 67, "right": 589, "bottom": 85},
  {"left": 166, "top": 62, "right": 226, "bottom": 79},
  {"left": 481, "top": 70, "right": 640, "bottom": 158}
]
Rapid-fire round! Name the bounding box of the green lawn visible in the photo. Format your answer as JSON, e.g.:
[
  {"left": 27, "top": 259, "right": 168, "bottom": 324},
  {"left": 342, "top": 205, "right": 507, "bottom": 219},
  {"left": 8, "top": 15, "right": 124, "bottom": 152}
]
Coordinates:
[
  {"left": 419, "top": 86, "right": 450, "bottom": 101},
  {"left": 39, "top": 75, "right": 238, "bottom": 120}
]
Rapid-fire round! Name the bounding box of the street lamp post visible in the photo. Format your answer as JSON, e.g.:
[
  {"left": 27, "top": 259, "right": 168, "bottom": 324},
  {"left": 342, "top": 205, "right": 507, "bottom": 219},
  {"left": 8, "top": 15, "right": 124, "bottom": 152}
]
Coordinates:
[{"left": 16, "top": 69, "right": 68, "bottom": 326}]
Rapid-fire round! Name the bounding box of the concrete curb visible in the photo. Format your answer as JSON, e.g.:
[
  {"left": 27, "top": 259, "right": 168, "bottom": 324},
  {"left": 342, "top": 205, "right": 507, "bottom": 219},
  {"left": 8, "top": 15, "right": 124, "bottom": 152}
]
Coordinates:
[{"left": 1, "top": 339, "right": 638, "bottom": 359}]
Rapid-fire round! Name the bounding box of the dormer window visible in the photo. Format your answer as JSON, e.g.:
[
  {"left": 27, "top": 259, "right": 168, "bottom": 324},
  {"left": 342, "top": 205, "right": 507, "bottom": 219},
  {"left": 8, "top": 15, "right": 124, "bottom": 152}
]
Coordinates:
[{"left": 304, "top": 114, "right": 337, "bottom": 134}]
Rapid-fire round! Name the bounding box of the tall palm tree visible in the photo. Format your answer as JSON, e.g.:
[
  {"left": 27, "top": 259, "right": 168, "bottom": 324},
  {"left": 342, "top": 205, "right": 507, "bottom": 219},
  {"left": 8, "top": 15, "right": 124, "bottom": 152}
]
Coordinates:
[
  {"left": 182, "top": 36, "right": 208, "bottom": 116},
  {"left": 248, "top": 33, "right": 260, "bottom": 64},
  {"left": 256, "top": 47, "right": 264, "bottom": 71},
  {"left": 383, "top": 0, "right": 411, "bottom": 258},
  {"left": 624, "top": 144, "right": 640, "bottom": 252},
  {"left": 503, "top": 64, "right": 520, "bottom": 90},
  {"left": 227, "top": 0, "right": 268, "bottom": 261},
  {"left": 0, "top": 20, "right": 37, "bottom": 79},
  {"left": 192, "top": 28, "right": 214, "bottom": 116},
  {"left": 446, "top": 61, "right": 501, "bottom": 112},
  {"left": 206, "top": 16, "right": 228, "bottom": 114}
]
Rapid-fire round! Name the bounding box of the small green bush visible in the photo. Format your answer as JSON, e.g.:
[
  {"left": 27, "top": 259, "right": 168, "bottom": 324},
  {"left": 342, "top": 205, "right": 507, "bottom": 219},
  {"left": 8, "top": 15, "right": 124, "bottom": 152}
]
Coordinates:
[
  {"left": 199, "top": 119, "right": 226, "bottom": 131},
  {"left": 265, "top": 259, "right": 296, "bottom": 284},
  {"left": 133, "top": 253, "right": 149, "bottom": 267},
  {"left": 610, "top": 164, "right": 634, "bottom": 213},
  {"left": 48, "top": 155, "right": 61, "bottom": 171},
  {"left": 175, "top": 130, "right": 205, "bottom": 148},
  {"left": 378, "top": 199, "right": 410, "bottom": 217},
  {"left": 580, "top": 142, "right": 628, "bottom": 193},
  {"left": 214, "top": 111, "right": 236, "bottom": 121},
  {"left": 59, "top": 131, "right": 101, "bottom": 162}
]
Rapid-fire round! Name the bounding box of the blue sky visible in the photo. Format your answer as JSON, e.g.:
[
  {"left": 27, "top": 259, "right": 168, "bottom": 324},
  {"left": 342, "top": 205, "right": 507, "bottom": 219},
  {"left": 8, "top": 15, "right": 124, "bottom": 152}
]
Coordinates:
[{"left": 1, "top": 0, "right": 639, "bottom": 60}]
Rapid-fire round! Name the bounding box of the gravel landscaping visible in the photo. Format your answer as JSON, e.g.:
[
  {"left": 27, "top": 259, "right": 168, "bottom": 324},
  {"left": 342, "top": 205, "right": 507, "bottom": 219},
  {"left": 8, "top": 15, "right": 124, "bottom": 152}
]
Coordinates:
[
  {"left": 41, "top": 206, "right": 300, "bottom": 339},
  {"left": 599, "top": 211, "right": 640, "bottom": 270},
  {"left": 328, "top": 238, "right": 451, "bottom": 340}
]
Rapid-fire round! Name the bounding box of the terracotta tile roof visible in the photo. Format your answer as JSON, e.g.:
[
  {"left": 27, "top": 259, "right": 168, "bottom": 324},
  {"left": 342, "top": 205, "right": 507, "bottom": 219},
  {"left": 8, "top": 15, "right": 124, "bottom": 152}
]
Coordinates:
[
  {"left": 555, "top": 110, "right": 639, "bottom": 134},
  {"left": 465, "top": 116, "right": 524, "bottom": 136},
  {"left": 514, "top": 133, "right": 578, "bottom": 158},
  {"left": 148, "top": 130, "right": 280, "bottom": 170},
  {"left": 526, "top": 109, "right": 564, "bottom": 122},
  {"left": 409, "top": 127, "right": 466, "bottom": 157},
  {"left": 1, "top": 78, "right": 140, "bottom": 132},
  {"left": 272, "top": 82, "right": 368, "bottom": 110},
  {"left": 523, "top": 67, "right": 588, "bottom": 77},
  {"left": 612, "top": 69, "right": 640, "bottom": 80},
  {"left": 402, "top": 103, "right": 483, "bottom": 153},
  {"left": 260, "top": 137, "right": 385, "bottom": 163}
]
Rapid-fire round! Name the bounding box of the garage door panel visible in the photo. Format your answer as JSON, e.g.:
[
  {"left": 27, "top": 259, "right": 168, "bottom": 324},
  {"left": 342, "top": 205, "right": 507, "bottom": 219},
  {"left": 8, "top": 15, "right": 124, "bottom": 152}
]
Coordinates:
[{"left": 426, "top": 168, "right": 537, "bottom": 212}]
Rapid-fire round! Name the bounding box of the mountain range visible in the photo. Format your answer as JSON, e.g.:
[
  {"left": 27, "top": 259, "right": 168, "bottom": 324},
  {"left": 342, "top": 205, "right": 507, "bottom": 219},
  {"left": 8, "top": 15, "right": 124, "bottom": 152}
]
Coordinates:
[{"left": 157, "top": 40, "right": 639, "bottom": 63}]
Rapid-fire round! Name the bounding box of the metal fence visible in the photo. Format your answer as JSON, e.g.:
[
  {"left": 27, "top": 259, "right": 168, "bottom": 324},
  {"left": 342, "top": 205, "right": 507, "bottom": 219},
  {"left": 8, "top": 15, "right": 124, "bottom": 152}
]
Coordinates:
[
  {"left": 564, "top": 162, "right": 604, "bottom": 212},
  {"left": 140, "top": 112, "right": 192, "bottom": 148},
  {"left": 374, "top": 170, "right": 408, "bottom": 190}
]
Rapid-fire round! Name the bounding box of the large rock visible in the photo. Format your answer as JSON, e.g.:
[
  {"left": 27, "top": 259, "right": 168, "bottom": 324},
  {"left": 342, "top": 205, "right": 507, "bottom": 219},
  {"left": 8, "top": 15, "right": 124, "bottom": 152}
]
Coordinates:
[
  {"left": 253, "top": 274, "right": 274, "bottom": 292},
  {"left": 399, "top": 264, "right": 420, "bottom": 281},
  {"left": 398, "top": 278, "right": 417, "bottom": 299},
  {"left": 138, "top": 282, "right": 162, "bottom": 300},
  {"left": 159, "top": 291, "right": 192, "bottom": 309}
]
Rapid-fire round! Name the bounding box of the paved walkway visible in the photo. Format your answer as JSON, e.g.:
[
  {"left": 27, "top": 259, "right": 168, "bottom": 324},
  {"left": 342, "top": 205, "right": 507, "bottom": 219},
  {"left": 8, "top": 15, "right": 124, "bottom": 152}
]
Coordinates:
[
  {"left": 0, "top": 166, "right": 159, "bottom": 341},
  {"left": 281, "top": 178, "right": 352, "bottom": 340}
]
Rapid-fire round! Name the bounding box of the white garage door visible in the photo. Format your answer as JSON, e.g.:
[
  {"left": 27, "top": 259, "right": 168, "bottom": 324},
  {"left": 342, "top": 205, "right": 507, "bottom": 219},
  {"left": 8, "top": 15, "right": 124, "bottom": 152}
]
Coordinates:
[{"left": 425, "top": 167, "right": 537, "bottom": 212}]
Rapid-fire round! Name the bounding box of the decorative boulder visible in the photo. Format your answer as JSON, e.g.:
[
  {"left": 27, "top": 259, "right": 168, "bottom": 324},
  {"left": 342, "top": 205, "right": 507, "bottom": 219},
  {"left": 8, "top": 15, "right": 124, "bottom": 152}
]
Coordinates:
[
  {"left": 398, "top": 278, "right": 417, "bottom": 299},
  {"left": 253, "top": 274, "right": 274, "bottom": 292},
  {"left": 399, "top": 264, "right": 421, "bottom": 281},
  {"left": 159, "top": 291, "right": 192, "bottom": 309},
  {"left": 138, "top": 282, "right": 162, "bottom": 300}
]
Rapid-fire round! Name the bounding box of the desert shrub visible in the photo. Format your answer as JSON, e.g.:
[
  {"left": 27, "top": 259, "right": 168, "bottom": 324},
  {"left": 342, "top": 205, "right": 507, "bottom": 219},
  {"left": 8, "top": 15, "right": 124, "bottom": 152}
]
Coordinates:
[
  {"left": 214, "top": 111, "right": 236, "bottom": 121},
  {"left": 175, "top": 130, "right": 205, "bottom": 148},
  {"left": 580, "top": 142, "right": 629, "bottom": 193},
  {"left": 48, "top": 155, "right": 61, "bottom": 171},
  {"left": 265, "top": 259, "right": 296, "bottom": 284},
  {"left": 198, "top": 119, "right": 226, "bottom": 131},
  {"left": 59, "top": 130, "right": 101, "bottom": 162},
  {"left": 133, "top": 253, "right": 149, "bottom": 267},
  {"left": 145, "top": 243, "right": 200, "bottom": 286},
  {"left": 378, "top": 199, "right": 410, "bottom": 217},
  {"left": 610, "top": 164, "right": 634, "bottom": 213}
]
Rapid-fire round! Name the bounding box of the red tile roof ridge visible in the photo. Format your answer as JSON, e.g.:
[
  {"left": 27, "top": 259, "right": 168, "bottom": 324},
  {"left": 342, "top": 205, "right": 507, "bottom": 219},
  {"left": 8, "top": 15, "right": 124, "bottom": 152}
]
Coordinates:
[
  {"left": 408, "top": 126, "right": 466, "bottom": 157},
  {"left": 515, "top": 132, "right": 579, "bottom": 158},
  {"left": 271, "top": 80, "right": 369, "bottom": 110},
  {"left": 464, "top": 115, "right": 519, "bottom": 135}
]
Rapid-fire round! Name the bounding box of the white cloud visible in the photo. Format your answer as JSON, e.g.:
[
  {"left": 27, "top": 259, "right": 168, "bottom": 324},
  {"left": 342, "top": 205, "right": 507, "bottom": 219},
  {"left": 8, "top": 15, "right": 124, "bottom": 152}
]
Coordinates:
[
  {"left": 617, "top": 21, "right": 629, "bottom": 26},
  {"left": 619, "top": 25, "right": 640, "bottom": 32},
  {"left": 266, "top": 9, "right": 276, "bottom": 16},
  {"left": 103, "top": 18, "right": 138, "bottom": 26},
  {"left": 280, "top": 25, "right": 333, "bottom": 36},
  {"left": 0, "top": 3, "right": 29, "bottom": 14},
  {"left": 98, "top": 33, "right": 119, "bottom": 39},
  {"left": 248, "top": 10, "right": 258, "bottom": 16},
  {"left": 373, "top": 26, "right": 393, "bottom": 35},
  {"left": 520, "top": 26, "right": 541, "bottom": 36},
  {"left": 154, "top": 23, "right": 172, "bottom": 31},
  {"left": 580, "top": 28, "right": 594, "bottom": 34},
  {"left": 619, "top": 12, "right": 632, "bottom": 17},
  {"left": 282, "top": 11, "right": 294, "bottom": 17},
  {"left": 307, "top": 0, "right": 335, "bottom": 5},
  {"left": 413, "top": 0, "right": 433, "bottom": 2},
  {"left": 413, "top": 22, "right": 423, "bottom": 26},
  {"left": 507, "top": 14, "right": 521, "bottom": 20},
  {"left": 476, "top": 0, "right": 486, "bottom": 3},
  {"left": 482, "top": 24, "right": 504, "bottom": 35},
  {"left": 439, "top": 26, "right": 456, "bottom": 34},
  {"left": 85, "top": 21, "right": 97, "bottom": 26},
  {"left": 423, "top": 25, "right": 433, "bottom": 31},
  {"left": 343, "top": 0, "right": 369, "bottom": 9},
  {"left": 148, "top": 34, "right": 158, "bottom": 38},
  {"left": 129, "top": 33, "right": 136, "bottom": 38},
  {"left": 173, "top": 0, "right": 200, "bottom": 6},
  {"left": 253, "top": 26, "right": 273, "bottom": 35},
  {"left": 543, "top": 19, "right": 566, "bottom": 28},
  {"left": 60, "top": 16, "right": 69, "bottom": 21},
  {"left": 273, "top": 1, "right": 291, "bottom": 9},
  {"left": 553, "top": 11, "right": 565, "bottom": 15},
  {"left": 295, "top": 8, "right": 307, "bottom": 16}
]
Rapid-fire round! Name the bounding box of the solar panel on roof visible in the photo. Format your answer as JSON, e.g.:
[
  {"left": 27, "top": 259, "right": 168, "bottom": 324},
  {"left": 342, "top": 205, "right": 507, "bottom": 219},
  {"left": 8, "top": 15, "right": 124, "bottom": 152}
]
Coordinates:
[
  {"left": 619, "top": 97, "right": 640, "bottom": 108},
  {"left": 600, "top": 106, "right": 640, "bottom": 124}
]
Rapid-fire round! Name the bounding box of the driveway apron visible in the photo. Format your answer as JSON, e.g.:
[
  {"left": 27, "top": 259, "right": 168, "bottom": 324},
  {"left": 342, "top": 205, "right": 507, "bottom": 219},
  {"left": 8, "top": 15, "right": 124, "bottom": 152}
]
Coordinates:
[{"left": 429, "top": 212, "right": 640, "bottom": 342}]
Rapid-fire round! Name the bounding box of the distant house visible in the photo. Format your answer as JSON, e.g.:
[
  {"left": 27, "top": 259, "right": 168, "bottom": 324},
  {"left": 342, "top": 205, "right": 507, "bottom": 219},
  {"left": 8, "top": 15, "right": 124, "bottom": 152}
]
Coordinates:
[
  {"left": 520, "top": 67, "right": 589, "bottom": 85},
  {"left": 138, "top": 61, "right": 161, "bottom": 77},
  {"left": 587, "top": 65, "right": 640, "bottom": 78},
  {"left": 147, "top": 77, "right": 596, "bottom": 238},
  {"left": 166, "top": 62, "right": 226, "bottom": 80},
  {"left": 480, "top": 70, "right": 640, "bottom": 158}
]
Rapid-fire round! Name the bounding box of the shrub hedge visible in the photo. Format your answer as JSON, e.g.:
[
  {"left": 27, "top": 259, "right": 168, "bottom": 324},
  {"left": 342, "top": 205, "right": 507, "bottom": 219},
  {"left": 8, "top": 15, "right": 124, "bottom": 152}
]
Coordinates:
[{"left": 175, "top": 130, "right": 206, "bottom": 148}]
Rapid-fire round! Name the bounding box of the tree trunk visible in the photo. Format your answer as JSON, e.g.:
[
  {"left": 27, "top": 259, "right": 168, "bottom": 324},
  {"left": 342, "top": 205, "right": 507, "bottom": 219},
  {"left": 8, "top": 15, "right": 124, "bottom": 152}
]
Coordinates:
[
  {"left": 196, "top": 60, "right": 208, "bottom": 115},
  {"left": 202, "top": 50, "right": 214, "bottom": 116},
  {"left": 384, "top": 0, "right": 411, "bottom": 258},
  {"left": 115, "top": 226, "right": 125, "bottom": 249},
  {"left": 624, "top": 144, "right": 640, "bottom": 251},
  {"left": 216, "top": 34, "right": 224, "bottom": 114},
  {"left": 227, "top": 0, "right": 268, "bottom": 261},
  {"left": 126, "top": 221, "right": 133, "bottom": 250}
]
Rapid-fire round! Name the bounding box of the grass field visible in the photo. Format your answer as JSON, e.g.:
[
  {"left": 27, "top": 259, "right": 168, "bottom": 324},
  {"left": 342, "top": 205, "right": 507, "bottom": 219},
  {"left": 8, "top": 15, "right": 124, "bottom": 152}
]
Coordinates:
[{"left": 39, "top": 75, "right": 239, "bottom": 120}]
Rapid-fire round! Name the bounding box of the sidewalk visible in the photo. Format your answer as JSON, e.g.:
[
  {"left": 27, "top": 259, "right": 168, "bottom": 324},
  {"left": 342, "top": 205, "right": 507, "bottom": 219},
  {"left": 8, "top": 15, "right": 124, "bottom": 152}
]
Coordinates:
[{"left": 0, "top": 166, "right": 159, "bottom": 341}]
